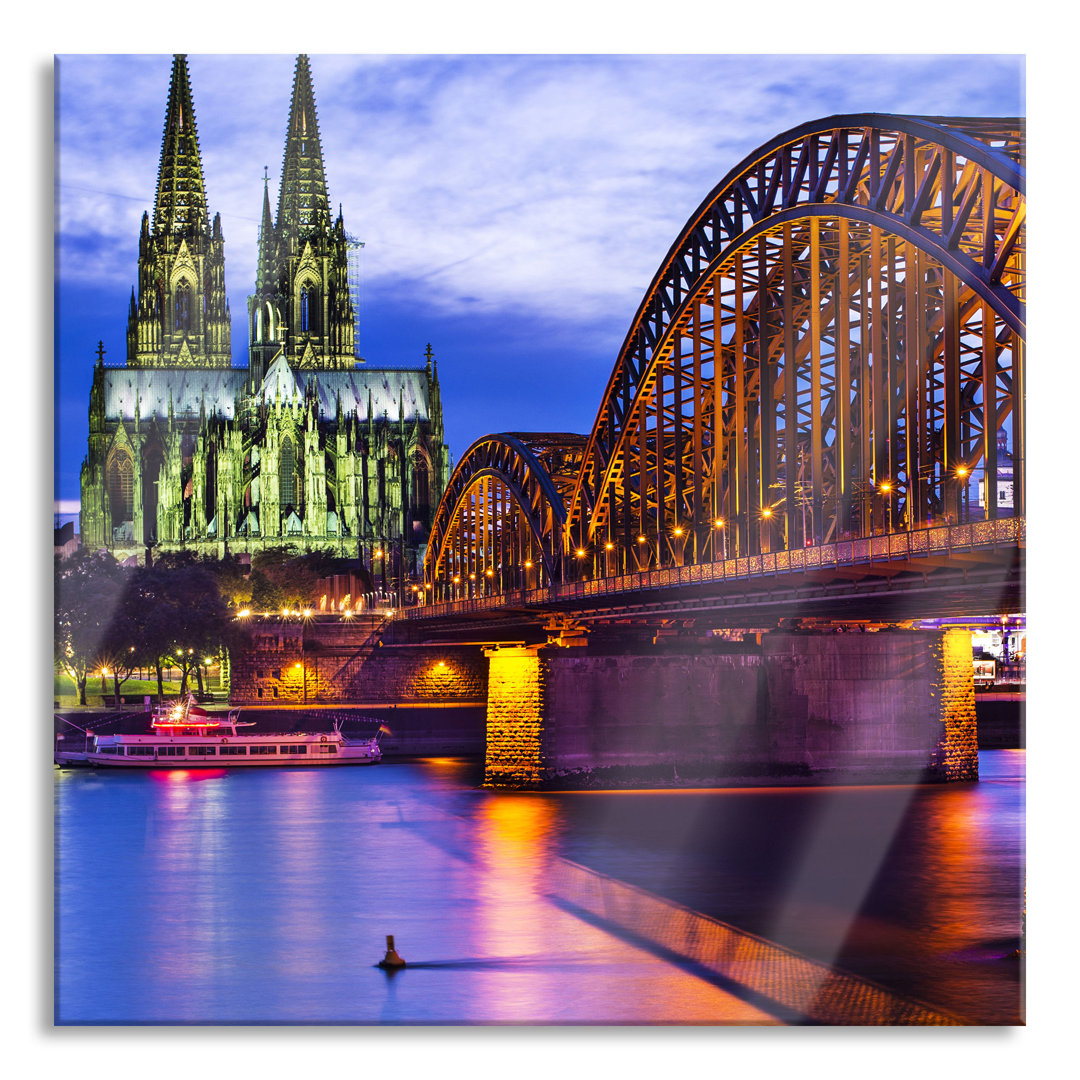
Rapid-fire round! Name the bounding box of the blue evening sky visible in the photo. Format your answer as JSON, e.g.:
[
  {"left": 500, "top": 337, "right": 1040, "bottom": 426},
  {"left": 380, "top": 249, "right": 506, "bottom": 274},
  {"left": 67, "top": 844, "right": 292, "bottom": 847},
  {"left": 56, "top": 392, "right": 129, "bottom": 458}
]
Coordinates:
[{"left": 54, "top": 52, "right": 1024, "bottom": 516}]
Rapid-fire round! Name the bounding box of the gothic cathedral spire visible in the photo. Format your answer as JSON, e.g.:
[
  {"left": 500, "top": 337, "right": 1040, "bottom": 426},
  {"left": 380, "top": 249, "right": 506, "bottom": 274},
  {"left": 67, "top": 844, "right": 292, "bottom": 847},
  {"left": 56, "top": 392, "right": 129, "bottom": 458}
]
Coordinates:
[
  {"left": 129, "top": 54, "right": 231, "bottom": 368},
  {"left": 248, "top": 168, "right": 280, "bottom": 390},
  {"left": 152, "top": 54, "right": 210, "bottom": 235},
  {"left": 249, "top": 54, "right": 356, "bottom": 374},
  {"left": 277, "top": 54, "right": 331, "bottom": 241}
]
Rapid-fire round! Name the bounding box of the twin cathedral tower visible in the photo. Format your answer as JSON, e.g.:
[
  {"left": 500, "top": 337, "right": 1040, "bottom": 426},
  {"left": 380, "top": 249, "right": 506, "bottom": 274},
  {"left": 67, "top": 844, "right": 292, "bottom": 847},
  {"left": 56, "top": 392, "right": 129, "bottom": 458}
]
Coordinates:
[{"left": 80, "top": 55, "right": 451, "bottom": 572}]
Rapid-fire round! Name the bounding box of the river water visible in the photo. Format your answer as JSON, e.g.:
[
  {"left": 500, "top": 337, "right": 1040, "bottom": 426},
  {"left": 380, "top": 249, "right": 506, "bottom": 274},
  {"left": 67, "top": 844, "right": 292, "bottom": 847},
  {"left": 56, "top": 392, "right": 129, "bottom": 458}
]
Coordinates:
[{"left": 54, "top": 750, "right": 1024, "bottom": 1025}]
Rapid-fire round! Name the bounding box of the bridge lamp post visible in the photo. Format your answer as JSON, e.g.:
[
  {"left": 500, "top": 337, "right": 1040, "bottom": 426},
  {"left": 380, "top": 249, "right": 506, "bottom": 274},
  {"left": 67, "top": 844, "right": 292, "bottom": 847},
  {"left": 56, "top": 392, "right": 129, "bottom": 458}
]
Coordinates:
[
  {"left": 670, "top": 524, "right": 687, "bottom": 567},
  {"left": 574, "top": 547, "right": 587, "bottom": 580},
  {"left": 714, "top": 518, "right": 727, "bottom": 561},
  {"left": 760, "top": 505, "right": 788, "bottom": 551},
  {"left": 879, "top": 481, "right": 893, "bottom": 534},
  {"left": 604, "top": 541, "right": 614, "bottom": 577},
  {"left": 635, "top": 534, "right": 651, "bottom": 572},
  {"left": 955, "top": 464, "right": 970, "bottom": 524}
]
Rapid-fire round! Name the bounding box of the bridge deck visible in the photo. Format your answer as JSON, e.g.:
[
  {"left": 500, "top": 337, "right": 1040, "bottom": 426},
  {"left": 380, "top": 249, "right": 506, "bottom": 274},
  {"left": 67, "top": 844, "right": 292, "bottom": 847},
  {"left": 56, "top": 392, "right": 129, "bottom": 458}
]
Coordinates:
[{"left": 407, "top": 518, "right": 1023, "bottom": 628}]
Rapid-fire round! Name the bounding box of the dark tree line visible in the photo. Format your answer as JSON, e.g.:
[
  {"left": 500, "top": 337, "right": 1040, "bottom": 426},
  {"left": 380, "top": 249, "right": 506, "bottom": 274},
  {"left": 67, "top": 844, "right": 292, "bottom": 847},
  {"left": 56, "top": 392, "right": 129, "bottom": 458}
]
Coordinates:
[
  {"left": 56, "top": 552, "right": 236, "bottom": 706},
  {"left": 248, "top": 548, "right": 371, "bottom": 612},
  {"left": 55, "top": 548, "right": 372, "bottom": 705}
]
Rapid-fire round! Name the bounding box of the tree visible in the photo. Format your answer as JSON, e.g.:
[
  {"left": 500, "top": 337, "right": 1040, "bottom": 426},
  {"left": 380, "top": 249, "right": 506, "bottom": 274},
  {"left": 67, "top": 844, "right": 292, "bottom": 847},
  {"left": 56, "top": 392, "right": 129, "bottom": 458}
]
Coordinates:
[
  {"left": 249, "top": 547, "right": 371, "bottom": 611},
  {"left": 205, "top": 553, "right": 253, "bottom": 609},
  {"left": 155, "top": 550, "right": 254, "bottom": 611},
  {"left": 54, "top": 551, "right": 128, "bottom": 705},
  {"left": 114, "top": 563, "right": 234, "bottom": 702}
]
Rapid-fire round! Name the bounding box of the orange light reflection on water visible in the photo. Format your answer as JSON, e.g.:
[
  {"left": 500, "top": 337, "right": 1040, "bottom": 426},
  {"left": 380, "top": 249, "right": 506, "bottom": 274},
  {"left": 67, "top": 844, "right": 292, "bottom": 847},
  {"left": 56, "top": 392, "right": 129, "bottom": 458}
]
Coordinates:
[
  {"left": 471, "top": 793, "right": 778, "bottom": 1023},
  {"left": 916, "top": 757, "right": 1024, "bottom": 951}
]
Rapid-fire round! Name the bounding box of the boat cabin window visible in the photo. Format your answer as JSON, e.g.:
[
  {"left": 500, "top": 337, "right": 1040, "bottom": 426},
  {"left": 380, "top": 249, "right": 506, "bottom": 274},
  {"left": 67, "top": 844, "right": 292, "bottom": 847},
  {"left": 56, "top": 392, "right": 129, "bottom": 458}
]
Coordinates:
[
  {"left": 158, "top": 746, "right": 185, "bottom": 757},
  {"left": 219, "top": 746, "right": 247, "bottom": 755},
  {"left": 127, "top": 746, "right": 155, "bottom": 756},
  {"left": 318, "top": 744, "right": 338, "bottom": 754},
  {"left": 249, "top": 745, "right": 277, "bottom": 755},
  {"left": 279, "top": 744, "right": 308, "bottom": 755},
  {"left": 188, "top": 746, "right": 217, "bottom": 756}
]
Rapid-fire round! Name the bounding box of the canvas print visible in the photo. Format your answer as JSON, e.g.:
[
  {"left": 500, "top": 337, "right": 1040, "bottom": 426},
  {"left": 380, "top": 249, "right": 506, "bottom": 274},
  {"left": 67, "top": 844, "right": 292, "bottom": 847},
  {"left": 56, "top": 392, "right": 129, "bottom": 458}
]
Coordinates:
[{"left": 54, "top": 53, "right": 1025, "bottom": 1026}]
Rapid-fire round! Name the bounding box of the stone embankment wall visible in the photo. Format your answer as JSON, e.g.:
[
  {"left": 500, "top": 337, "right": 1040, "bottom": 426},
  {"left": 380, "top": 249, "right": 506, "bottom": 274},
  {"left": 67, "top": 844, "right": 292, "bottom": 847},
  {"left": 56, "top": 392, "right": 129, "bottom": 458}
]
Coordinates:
[
  {"left": 229, "top": 618, "right": 488, "bottom": 707},
  {"left": 484, "top": 629, "right": 979, "bottom": 788}
]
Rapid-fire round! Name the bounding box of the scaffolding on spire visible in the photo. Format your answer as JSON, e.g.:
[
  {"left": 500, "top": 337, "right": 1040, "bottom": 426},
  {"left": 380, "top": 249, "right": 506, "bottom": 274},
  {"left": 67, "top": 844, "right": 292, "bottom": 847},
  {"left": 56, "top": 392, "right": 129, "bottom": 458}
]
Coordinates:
[{"left": 345, "top": 232, "right": 365, "bottom": 360}]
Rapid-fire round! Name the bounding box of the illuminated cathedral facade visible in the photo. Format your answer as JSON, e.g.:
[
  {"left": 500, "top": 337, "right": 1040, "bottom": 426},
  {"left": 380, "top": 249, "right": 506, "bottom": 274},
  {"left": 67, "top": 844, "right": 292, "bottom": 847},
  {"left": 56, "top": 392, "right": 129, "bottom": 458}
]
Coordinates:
[{"left": 80, "top": 55, "right": 450, "bottom": 572}]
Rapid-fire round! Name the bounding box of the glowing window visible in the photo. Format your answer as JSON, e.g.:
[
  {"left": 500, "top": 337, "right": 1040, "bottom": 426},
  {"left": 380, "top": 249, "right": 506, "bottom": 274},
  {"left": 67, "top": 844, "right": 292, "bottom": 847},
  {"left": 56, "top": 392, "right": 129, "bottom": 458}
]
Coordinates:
[
  {"left": 279, "top": 437, "right": 297, "bottom": 509},
  {"left": 174, "top": 282, "right": 192, "bottom": 332},
  {"left": 107, "top": 451, "right": 134, "bottom": 523}
]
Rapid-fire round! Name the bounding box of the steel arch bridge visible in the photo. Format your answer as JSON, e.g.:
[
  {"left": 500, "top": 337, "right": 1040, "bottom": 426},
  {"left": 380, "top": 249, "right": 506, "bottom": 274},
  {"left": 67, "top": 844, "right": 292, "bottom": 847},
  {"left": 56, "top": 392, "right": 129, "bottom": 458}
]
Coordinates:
[{"left": 422, "top": 114, "right": 1024, "bottom": 604}]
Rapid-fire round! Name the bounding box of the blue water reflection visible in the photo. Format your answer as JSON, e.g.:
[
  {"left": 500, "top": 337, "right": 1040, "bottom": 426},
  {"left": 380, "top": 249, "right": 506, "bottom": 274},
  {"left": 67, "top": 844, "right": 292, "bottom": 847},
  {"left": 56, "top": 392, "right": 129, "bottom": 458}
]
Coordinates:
[{"left": 55, "top": 752, "right": 1023, "bottom": 1024}]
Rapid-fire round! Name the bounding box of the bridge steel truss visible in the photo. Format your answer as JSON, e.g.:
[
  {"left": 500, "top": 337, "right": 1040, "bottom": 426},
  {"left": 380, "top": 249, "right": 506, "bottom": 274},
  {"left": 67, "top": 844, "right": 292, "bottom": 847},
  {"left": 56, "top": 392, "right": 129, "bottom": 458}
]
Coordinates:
[
  {"left": 423, "top": 114, "right": 1025, "bottom": 598},
  {"left": 568, "top": 113, "right": 1024, "bottom": 572}
]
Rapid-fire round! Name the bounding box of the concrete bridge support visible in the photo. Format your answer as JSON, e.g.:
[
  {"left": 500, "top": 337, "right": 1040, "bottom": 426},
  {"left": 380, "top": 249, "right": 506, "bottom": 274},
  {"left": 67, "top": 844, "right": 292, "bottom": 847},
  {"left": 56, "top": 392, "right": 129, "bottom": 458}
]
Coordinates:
[{"left": 483, "top": 628, "right": 978, "bottom": 789}]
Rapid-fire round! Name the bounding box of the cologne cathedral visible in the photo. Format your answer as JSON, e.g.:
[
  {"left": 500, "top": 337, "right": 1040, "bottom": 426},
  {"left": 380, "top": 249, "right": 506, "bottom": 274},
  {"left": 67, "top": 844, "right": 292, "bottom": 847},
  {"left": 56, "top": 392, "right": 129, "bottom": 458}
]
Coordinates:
[{"left": 79, "top": 55, "right": 450, "bottom": 573}]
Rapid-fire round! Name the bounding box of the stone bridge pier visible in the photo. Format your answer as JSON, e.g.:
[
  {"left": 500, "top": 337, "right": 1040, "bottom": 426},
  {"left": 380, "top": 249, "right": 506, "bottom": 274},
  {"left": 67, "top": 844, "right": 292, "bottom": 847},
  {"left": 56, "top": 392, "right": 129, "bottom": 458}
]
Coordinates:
[{"left": 483, "top": 628, "right": 978, "bottom": 789}]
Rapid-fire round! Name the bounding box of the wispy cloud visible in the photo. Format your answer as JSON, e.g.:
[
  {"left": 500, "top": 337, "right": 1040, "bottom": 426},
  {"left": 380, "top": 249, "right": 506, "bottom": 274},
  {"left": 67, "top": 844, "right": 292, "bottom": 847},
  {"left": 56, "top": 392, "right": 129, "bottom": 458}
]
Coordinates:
[
  {"left": 54, "top": 53, "right": 1024, "bottom": 498},
  {"left": 57, "top": 53, "right": 1024, "bottom": 330}
]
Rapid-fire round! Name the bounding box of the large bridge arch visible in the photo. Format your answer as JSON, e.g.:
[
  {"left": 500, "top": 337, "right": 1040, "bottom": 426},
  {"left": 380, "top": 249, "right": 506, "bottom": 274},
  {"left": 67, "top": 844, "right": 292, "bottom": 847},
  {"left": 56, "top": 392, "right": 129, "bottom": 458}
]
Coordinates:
[
  {"left": 565, "top": 114, "right": 1025, "bottom": 569},
  {"left": 419, "top": 114, "right": 1024, "bottom": 599}
]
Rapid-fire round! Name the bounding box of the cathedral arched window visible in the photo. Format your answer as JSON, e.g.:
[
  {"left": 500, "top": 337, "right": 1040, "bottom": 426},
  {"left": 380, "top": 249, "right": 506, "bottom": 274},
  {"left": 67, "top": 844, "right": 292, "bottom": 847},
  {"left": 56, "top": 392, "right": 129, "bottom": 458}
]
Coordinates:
[
  {"left": 107, "top": 450, "right": 134, "bottom": 524},
  {"left": 174, "top": 281, "right": 192, "bottom": 333},
  {"left": 279, "top": 436, "right": 298, "bottom": 510},
  {"left": 141, "top": 440, "right": 164, "bottom": 545},
  {"left": 302, "top": 285, "right": 318, "bottom": 333},
  {"left": 411, "top": 450, "right": 430, "bottom": 514},
  {"left": 299, "top": 283, "right": 319, "bottom": 334}
]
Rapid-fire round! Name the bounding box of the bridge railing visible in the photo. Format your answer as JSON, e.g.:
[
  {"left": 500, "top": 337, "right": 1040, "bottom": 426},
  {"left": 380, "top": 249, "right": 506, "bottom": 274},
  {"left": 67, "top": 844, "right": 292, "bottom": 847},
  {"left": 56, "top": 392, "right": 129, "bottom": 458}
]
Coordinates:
[{"left": 404, "top": 517, "right": 1024, "bottom": 621}]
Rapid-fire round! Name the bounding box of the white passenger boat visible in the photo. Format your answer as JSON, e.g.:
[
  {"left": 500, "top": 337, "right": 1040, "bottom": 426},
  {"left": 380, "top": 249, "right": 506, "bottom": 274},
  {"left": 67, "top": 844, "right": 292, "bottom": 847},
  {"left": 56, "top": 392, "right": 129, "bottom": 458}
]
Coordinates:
[{"left": 54, "top": 697, "right": 382, "bottom": 768}]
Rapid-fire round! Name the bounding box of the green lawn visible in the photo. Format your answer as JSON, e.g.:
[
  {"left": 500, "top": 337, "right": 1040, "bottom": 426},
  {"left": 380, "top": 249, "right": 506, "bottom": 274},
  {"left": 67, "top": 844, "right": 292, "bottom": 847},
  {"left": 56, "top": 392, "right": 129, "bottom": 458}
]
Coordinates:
[{"left": 53, "top": 672, "right": 214, "bottom": 708}]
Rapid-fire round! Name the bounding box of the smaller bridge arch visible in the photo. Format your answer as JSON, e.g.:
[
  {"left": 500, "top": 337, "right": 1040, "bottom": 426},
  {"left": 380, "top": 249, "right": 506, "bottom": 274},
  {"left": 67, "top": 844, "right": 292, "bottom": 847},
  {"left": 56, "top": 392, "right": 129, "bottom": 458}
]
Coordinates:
[{"left": 423, "top": 433, "right": 587, "bottom": 600}]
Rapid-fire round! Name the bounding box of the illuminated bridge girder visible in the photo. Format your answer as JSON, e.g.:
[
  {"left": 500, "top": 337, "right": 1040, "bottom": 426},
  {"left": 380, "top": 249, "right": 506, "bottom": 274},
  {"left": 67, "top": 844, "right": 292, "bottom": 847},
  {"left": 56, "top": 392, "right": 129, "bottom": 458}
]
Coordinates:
[{"left": 567, "top": 115, "right": 1025, "bottom": 575}]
